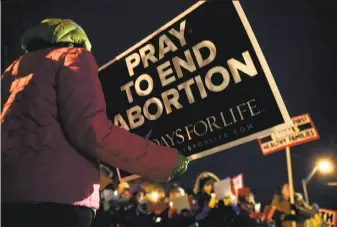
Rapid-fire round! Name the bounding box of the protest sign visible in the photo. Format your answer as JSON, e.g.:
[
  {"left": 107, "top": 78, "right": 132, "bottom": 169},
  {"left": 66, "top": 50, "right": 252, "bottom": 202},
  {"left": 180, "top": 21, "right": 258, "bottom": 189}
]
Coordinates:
[
  {"left": 171, "top": 194, "right": 191, "bottom": 214},
  {"left": 258, "top": 113, "right": 319, "bottom": 155},
  {"left": 99, "top": 1, "right": 290, "bottom": 181},
  {"left": 214, "top": 177, "right": 232, "bottom": 200},
  {"left": 231, "top": 173, "right": 244, "bottom": 196},
  {"left": 320, "top": 208, "right": 337, "bottom": 227}
]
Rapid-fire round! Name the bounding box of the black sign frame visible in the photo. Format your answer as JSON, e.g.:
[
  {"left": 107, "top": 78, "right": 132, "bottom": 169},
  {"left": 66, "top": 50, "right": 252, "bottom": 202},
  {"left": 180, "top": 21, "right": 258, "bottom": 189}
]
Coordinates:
[{"left": 99, "top": 1, "right": 291, "bottom": 182}]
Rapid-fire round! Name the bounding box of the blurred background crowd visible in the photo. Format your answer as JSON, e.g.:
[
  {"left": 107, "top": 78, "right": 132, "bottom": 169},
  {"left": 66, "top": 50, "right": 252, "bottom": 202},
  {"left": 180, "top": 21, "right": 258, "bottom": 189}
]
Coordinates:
[{"left": 93, "top": 169, "right": 327, "bottom": 227}]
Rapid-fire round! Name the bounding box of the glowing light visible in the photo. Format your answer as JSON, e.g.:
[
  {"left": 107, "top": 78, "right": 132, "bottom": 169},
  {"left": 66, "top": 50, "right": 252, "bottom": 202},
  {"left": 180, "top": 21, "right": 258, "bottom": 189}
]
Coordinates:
[
  {"left": 327, "top": 182, "right": 337, "bottom": 186},
  {"left": 229, "top": 195, "right": 238, "bottom": 205},
  {"left": 114, "top": 190, "right": 118, "bottom": 196},
  {"left": 317, "top": 159, "right": 334, "bottom": 174},
  {"left": 169, "top": 202, "right": 173, "bottom": 207},
  {"left": 211, "top": 193, "right": 216, "bottom": 198},
  {"left": 155, "top": 217, "right": 162, "bottom": 223},
  {"left": 178, "top": 188, "right": 185, "bottom": 196},
  {"left": 255, "top": 203, "right": 261, "bottom": 213},
  {"left": 151, "top": 192, "right": 159, "bottom": 202}
]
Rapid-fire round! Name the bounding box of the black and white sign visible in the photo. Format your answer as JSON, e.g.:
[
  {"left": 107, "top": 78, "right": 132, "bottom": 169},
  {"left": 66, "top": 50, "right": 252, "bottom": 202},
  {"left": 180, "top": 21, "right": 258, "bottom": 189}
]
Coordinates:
[
  {"left": 258, "top": 113, "right": 319, "bottom": 155},
  {"left": 99, "top": 1, "right": 290, "bottom": 181}
]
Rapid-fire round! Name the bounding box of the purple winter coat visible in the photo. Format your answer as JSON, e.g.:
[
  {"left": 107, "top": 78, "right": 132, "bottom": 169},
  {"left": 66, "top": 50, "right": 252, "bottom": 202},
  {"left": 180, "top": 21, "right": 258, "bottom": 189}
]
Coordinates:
[{"left": 1, "top": 48, "right": 177, "bottom": 209}]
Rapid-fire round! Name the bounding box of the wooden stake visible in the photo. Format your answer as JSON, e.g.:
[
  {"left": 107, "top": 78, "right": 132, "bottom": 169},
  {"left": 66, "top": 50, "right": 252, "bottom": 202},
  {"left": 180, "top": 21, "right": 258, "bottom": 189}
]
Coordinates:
[{"left": 286, "top": 146, "right": 296, "bottom": 227}]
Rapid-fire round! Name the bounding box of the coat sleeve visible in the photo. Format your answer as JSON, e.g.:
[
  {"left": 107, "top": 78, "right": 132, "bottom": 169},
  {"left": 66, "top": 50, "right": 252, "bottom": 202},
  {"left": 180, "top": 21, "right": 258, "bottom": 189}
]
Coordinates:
[{"left": 56, "top": 48, "right": 177, "bottom": 181}]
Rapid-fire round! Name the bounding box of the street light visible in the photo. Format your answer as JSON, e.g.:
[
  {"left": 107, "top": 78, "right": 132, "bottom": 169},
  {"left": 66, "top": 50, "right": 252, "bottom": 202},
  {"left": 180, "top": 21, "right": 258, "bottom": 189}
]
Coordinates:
[
  {"left": 317, "top": 160, "right": 334, "bottom": 173},
  {"left": 302, "top": 159, "right": 335, "bottom": 204},
  {"left": 327, "top": 182, "right": 337, "bottom": 186}
]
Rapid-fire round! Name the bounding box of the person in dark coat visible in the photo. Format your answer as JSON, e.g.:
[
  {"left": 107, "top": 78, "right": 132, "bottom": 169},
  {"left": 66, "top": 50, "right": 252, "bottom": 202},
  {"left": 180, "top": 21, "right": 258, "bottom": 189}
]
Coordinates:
[
  {"left": 233, "top": 187, "right": 261, "bottom": 227},
  {"left": 192, "top": 172, "right": 222, "bottom": 227}
]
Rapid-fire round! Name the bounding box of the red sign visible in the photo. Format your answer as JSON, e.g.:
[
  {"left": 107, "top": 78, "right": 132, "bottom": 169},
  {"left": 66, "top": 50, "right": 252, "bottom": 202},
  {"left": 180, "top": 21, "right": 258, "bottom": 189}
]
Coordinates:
[{"left": 231, "top": 173, "right": 244, "bottom": 196}]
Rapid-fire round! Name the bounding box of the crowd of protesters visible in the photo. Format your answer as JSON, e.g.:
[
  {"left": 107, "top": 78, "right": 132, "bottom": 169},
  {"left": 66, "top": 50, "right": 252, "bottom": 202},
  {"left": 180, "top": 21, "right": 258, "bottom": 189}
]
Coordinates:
[
  {"left": 92, "top": 171, "right": 327, "bottom": 227},
  {"left": 1, "top": 17, "right": 330, "bottom": 227}
]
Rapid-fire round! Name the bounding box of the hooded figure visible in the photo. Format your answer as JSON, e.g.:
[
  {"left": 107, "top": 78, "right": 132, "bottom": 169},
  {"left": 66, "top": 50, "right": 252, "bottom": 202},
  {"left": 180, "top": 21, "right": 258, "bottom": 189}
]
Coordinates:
[
  {"left": 193, "top": 172, "right": 220, "bottom": 196},
  {"left": 191, "top": 172, "right": 220, "bottom": 226},
  {"left": 1, "top": 18, "right": 189, "bottom": 227}
]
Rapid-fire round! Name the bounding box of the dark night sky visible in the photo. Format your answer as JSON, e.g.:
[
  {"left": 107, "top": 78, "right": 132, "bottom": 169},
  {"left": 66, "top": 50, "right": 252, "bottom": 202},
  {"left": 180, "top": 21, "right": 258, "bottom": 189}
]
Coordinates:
[{"left": 2, "top": 0, "right": 337, "bottom": 209}]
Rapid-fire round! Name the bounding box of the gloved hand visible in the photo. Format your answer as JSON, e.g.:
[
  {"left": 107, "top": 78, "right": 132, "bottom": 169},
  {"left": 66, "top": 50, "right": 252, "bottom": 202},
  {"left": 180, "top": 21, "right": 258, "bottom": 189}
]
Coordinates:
[
  {"left": 208, "top": 196, "right": 217, "bottom": 208},
  {"left": 171, "top": 152, "right": 189, "bottom": 179}
]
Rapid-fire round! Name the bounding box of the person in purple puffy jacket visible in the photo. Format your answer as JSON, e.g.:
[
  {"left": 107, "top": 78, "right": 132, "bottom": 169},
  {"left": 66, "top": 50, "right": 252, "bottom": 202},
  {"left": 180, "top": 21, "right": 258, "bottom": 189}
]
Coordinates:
[{"left": 1, "top": 18, "right": 189, "bottom": 227}]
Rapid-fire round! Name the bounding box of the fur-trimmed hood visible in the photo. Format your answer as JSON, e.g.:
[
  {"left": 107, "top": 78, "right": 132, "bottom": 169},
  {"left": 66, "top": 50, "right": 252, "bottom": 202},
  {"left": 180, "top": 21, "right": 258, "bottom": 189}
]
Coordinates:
[{"left": 193, "top": 172, "right": 220, "bottom": 195}]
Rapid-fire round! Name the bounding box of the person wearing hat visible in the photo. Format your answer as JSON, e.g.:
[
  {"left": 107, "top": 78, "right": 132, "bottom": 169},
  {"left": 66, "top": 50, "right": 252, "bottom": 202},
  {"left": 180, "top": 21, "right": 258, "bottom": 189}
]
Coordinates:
[{"left": 1, "top": 18, "right": 189, "bottom": 227}]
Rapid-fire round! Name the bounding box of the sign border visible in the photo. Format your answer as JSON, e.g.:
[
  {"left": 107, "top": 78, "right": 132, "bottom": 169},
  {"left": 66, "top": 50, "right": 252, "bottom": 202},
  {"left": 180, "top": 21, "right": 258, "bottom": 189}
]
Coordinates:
[
  {"left": 320, "top": 208, "right": 337, "bottom": 226},
  {"left": 98, "top": 1, "right": 292, "bottom": 181},
  {"left": 258, "top": 113, "right": 320, "bottom": 156}
]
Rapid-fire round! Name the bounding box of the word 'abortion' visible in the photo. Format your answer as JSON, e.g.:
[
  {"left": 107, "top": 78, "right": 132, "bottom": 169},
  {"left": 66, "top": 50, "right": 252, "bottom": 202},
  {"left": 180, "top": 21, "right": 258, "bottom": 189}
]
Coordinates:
[{"left": 116, "top": 20, "right": 259, "bottom": 131}]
